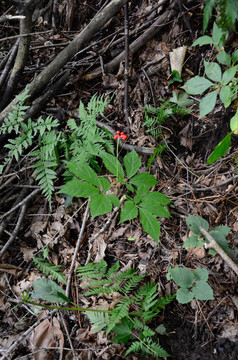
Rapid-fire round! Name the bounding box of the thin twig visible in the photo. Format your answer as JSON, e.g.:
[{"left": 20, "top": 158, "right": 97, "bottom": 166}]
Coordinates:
[
  {"left": 199, "top": 226, "right": 238, "bottom": 275},
  {"left": 0, "top": 309, "right": 57, "bottom": 360},
  {"left": 124, "top": 2, "right": 130, "bottom": 127},
  {"left": 65, "top": 201, "right": 90, "bottom": 297},
  {"left": 60, "top": 313, "right": 77, "bottom": 360}
]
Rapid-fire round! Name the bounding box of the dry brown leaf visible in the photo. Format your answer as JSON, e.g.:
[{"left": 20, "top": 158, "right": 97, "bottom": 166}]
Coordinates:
[
  {"left": 31, "top": 316, "right": 64, "bottom": 360},
  {"left": 0, "top": 264, "right": 23, "bottom": 276},
  {"left": 21, "top": 246, "right": 37, "bottom": 262},
  {"left": 13, "top": 272, "right": 41, "bottom": 296},
  {"left": 94, "top": 236, "right": 107, "bottom": 263}
]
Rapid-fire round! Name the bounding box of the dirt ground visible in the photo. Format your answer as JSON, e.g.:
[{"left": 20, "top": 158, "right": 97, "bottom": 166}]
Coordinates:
[{"left": 0, "top": 0, "right": 237, "bottom": 359}]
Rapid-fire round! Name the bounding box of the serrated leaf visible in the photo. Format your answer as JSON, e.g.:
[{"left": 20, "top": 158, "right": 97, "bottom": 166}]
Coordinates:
[
  {"left": 186, "top": 215, "right": 209, "bottom": 235},
  {"left": 212, "top": 22, "right": 223, "bottom": 45},
  {"left": 119, "top": 200, "right": 138, "bottom": 224},
  {"left": 199, "top": 90, "right": 217, "bottom": 117},
  {"left": 106, "top": 194, "right": 120, "bottom": 207},
  {"left": 99, "top": 177, "right": 111, "bottom": 191},
  {"left": 207, "top": 133, "right": 231, "bottom": 164},
  {"left": 220, "top": 86, "right": 232, "bottom": 108},
  {"left": 68, "top": 162, "right": 100, "bottom": 187},
  {"left": 111, "top": 317, "right": 133, "bottom": 344},
  {"left": 192, "top": 35, "right": 213, "bottom": 47},
  {"left": 217, "top": 51, "right": 231, "bottom": 66},
  {"left": 139, "top": 200, "right": 170, "bottom": 218},
  {"left": 204, "top": 60, "right": 222, "bottom": 82},
  {"left": 230, "top": 109, "right": 238, "bottom": 134},
  {"left": 203, "top": 0, "right": 215, "bottom": 33},
  {"left": 123, "top": 150, "right": 141, "bottom": 178},
  {"left": 192, "top": 281, "right": 214, "bottom": 300},
  {"left": 130, "top": 173, "right": 157, "bottom": 188},
  {"left": 181, "top": 76, "right": 213, "bottom": 95},
  {"left": 176, "top": 288, "right": 194, "bottom": 304},
  {"left": 141, "top": 191, "right": 171, "bottom": 205},
  {"left": 90, "top": 194, "right": 112, "bottom": 218},
  {"left": 209, "top": 230, "right": 230, "bottom": 254},
  {"left": 222, "top": 65, "right": 238, "bottom": 84},
  {"left": 31, "top": 278, "right": 66, "bottom": 303},
  {"left": 232, "top": 49, "right": 238, "bottom": 64},
  {"left": 59, "top": 179, "right": 99, "bottom": 197},
  {"left": 139, "top": 208, "right": 160, "bottom": 243},
  {"left": 102, "top": 152, "right": 124, "bottom": 181},
  {"left": 169, "top": 267, "right": 194, "bottom": 288}
]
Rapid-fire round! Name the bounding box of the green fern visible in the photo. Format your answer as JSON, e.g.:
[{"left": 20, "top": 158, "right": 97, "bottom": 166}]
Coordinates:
[
  {"left": 77, "top": 260, "right": 173, "bottom": 359},
  {"left": 33, "top": 257, "right": 66, "bottom": 283}
]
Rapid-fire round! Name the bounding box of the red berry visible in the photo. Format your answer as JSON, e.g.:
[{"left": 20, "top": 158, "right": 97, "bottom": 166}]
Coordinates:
[
  {"left": 120, "top": 132, "right": 125, "bottom": 135},
  {"left": 116, "top": 130, "right": 120, "bottom": 134},
  {"left": 113, "top": 134, "right": 119, "bottom": 139},
  {"left": 121, "top": 134, "right": 127, "bottom": 140}
]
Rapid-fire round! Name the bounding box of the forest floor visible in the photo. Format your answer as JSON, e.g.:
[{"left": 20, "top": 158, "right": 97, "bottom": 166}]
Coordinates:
[{"left": 0, "top": 1, "right": 237, "bottom": 359}]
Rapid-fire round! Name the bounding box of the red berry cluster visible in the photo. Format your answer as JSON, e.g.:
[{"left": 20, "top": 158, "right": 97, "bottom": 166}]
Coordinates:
[{"left": 113, "top": 130, "right": 127, "bottom": 140}]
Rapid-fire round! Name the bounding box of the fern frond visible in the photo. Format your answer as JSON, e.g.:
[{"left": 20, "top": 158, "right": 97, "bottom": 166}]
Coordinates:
[
  {"left": 133, "top": 318, "right": 155, "bottom": 337},
  {"left": 106, "top": 297, "right": 132, "bottom": 334},
  {"left": 86, "top": 311, "right": 110, "bottom": 333},
  {"left": 33, "top": 257, "right": 66, "bottom": 283},
  {"left": 125, "top": 337, "right": 169, "bottom": 358},
  {"left": 158, "top": 293, "right": 176, "bottom": 308},
  {"left": 120, "top": 275, "right": 145, "bottom": 295},
  {"left": 77, "top": 260, "right": 107, "bottom": 279}
]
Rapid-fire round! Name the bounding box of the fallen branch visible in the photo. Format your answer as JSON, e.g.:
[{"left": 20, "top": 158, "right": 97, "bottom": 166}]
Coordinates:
[{"left": 199, "top": 226, "right": 238, "bottom": 276}]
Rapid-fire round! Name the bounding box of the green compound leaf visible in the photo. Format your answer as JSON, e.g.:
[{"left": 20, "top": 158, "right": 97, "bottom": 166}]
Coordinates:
[
  {"left": 106, "top": 194, "right": 120, "bottom": 208},
  {"left": 217, "top": 51, "right": 231, "bottom": 66},
  {"left": 176, "top": 288, "right": 194, "bottom": 304},
  {"left": 222, "top": 65, "right": 238, "bottom": 84},
  {"left": 130, "top": 173, "right": 157, "bottom": 188},
  {"left": 168, "top": 267, "right": 194, "bottom": 288},
  {"left": 220, "top": 86, "right": 232, "bottom": 108},
  {"left": 139, "top": 199, "right": 170, "bottom": 218},
  {"left": 31, "top": 278, "right": 67, "bottom": 303},
  {"left": 183, "top": 234, "right": 204, "bottom": 248},
  {"left": 111, "top": 317, "right": 133, "bottom": 344},
  {"left": 192, "top": 35, "right": 213, "bottom": 47},
  {"left": 142, "top": 191, "right": 171, "bottom": 205},
  {"left": 99, "top": 177, "right": 111, "bottom": 192},
  {"left": 90, "top": 194, "right": 112, "bottom": 218},
  {"left": 181, "top": 76, "right": 213, "bottom": 95},
  {"left": 204, "top": 60, "right": 222, "bottom": 82},
  {"left": 123, "top": 150, "right": 141, "bottom": 178},
  {"left": 59, "top": 178, "right": 99, "bottom": 197},
  {"left": 207, "top": 133, "right": 232, "bottom": 164},
  {"left": 139, "top": 208, "right": 160, "bottom": 243},
  {"left": 232, "top": 49, "right": 238, "bottom": 64},
  {"left": 119, "top": 200, "right": 138, "bottom": 224},
  {"left": 209, "top": 229, "right": 230, "bottom": 255},
  {"left": 68, "top": 161, "right": 100, "bottom": 187},
  {"left": 212, "top": 22, "right": 224, "bottom": 46},
  {"left": 193, "top": 268, "right": 209, "bottom": 282},
  {"left": 186, "top": 215, "right": 209, "bottom": 235},
  {"left": 199, "top": 90, "right": 217, "bottom": 118},
  {"left": 192, "top": 281, "right": 214, "bottom": 301},
  {"left": 230, "top": 109, "right": 238, "bottom": 134},
  {"left": 102, "top": 152, "right": 124, "bottom": 181}
]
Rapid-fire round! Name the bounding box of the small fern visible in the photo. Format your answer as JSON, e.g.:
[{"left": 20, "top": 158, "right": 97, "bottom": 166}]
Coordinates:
[
  {"left": 77, "top": 260, "right": 174, "bottom": 359},
  {"left": 33, "top": 257, "right": 66, "bottom": 283}
]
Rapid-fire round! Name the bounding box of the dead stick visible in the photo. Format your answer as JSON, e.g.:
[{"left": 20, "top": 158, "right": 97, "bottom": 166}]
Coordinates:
[{"left": 199, "top": 226, "right": 238, "bottom": 276}]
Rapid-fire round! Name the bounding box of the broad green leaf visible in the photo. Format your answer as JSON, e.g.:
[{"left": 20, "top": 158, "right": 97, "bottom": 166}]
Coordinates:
[
  {"left": 102, "top": 153, "right": 124, "bottom": 181},
  {"left": 111, "top": 317, "right": 133, "bottom": 344},
  {"left": 59, "top": 179, "right": 99, "bottom": 197},
  {"left": 126, "top": 183, "right": 135, "bottom": 192},
  {"left": 217, "top": 51, "right": 231, "bottom": 66},
  {"left": 90, "top": 194, "right": 112, "bottom": 218},
  {"left": 193, "top": 268, "right": 208, "bottom": 282},
  {"left": 181, "top": 76, "right": 213, "bottom": 95},
  {"left": 230, "top": 109, "right": 238, "bottom": 134},
  {"left": 142, "top": 191, "right": 171, "bottom": 205},
  {"left": 186, "top": 215, "right": 209, "bottom": 235},
  {"left": 199, "top": 91, "right": 217, "bottom": 117},
  {"left": 192, "top": 281, "right": 214, "bottom": 300},
  {"left": 99, "top": 177, "right": 111, "bottom": 192},
  {"left": 31, "top": 278, "right": 66, "bottom": 303},
  {"left": 220, "top": 86, "right": 232, "bottom": 108},
  {"left": 68, "top": 162, "right": 100, "bottom": 187},
  {"left": 207, "top": 133, "right": 232, "bottom": 164},
  {"left": 232, "top": 49, "right": 238, "bottom": 64},
  {"left": 183, "top": 234, "right": 204, "bottom": 248},
  {"left": 106, "top": 194, "right": 120, "bottom": 208},
  {"left": 212, "top": 22, "right": 224, "bottom": 45},
  {"left": 135, "top": 185, "right": 149, "bottom": 198},
  {"left": 123, "top": 150, "right": 141, "bottom": 178},
  {"left": 130, "top": 173, "right": 157, "bottom": 188},
  {"left": 119, "top": 200, "right": 138, "bottom": 224},
  {"left": 203, "top": 0, "right": 214, "bottom": 33},
  {"left": 139, "top": 200, "right": 170, "bottom": 218},
  {"left": 168, "top": 267, "right": 194, "bottom": 288},
  {"left": 222, "top": 65, "right": 238, "bottom": 84},
  {"left": 176, "top": 288, "right": 194, "bottom": 304},
  {"left": 204, "top": 60, "right": 222, "bottom": 82},
  {"left": 209, "top": 230, "right": 230, "bottom": 254},
  {"left": 192, "top": 35, "right": 213, "bottom": 47},
  {"left": 139, "top": 208, "right": 160, "bottom": 243}
]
